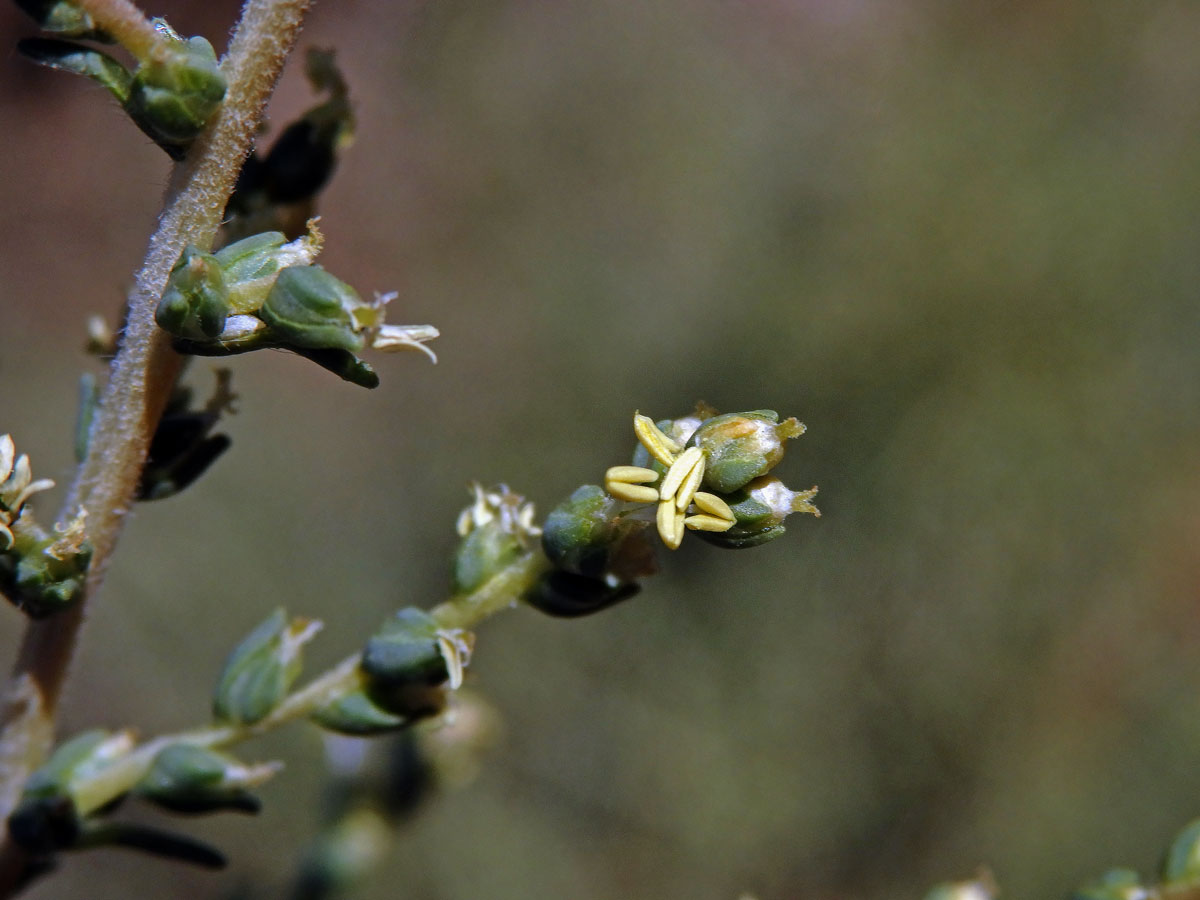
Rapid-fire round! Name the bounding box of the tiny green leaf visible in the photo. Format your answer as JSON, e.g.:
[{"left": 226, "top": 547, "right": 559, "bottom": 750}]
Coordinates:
[
  {"left": 125, "top": 33, "right": 226, "bottom": 158},
  {"left": 310, "top": 689, "right": 410, "bottom": 736},
  {"left": 17, "top": 38, "right": 131, "bottom": 103}
]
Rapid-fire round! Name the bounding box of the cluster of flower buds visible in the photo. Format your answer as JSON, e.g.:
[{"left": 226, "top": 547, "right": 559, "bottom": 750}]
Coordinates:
[
  {"left": 0, "top": 434, "right": 92, "bottom": 617},
  {"left": 155, "top": 221, "right": 438, "bottom": 388},
  {"left": 522, "top": 406, "right": 819, "bottom": 618},
  {"left": 225, "top": 48, "right": 356, "bottom": 241},
  {"left": 17, "top": 17, "right": 226, "bottom": 159},
  {"left": 605, "top": 407, "right": 820, "bottom": 551}
]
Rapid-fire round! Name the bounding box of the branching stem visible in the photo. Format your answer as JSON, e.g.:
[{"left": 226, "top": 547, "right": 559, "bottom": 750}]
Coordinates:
[
  {"left": 0, "top": 0, "right": 314, "bottom": 892},
  {"left": 67, "top": 552, "right": 549, "bottom": 818}
]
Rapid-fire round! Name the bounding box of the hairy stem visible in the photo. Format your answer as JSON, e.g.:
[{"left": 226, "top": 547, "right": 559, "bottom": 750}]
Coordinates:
[
  {"left": 67, "top": 552, "right": 549, "bottom": 818},
  {"left": 73, "top": 0, "right": 160, "bottom": 59},
  {"left": 0, "top": 0, "right": 313, "bottom": 889}
]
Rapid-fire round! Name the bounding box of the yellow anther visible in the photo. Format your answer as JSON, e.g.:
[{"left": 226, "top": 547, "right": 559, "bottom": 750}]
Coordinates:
[
  {"left": 659, "top": 446, "right": 703, "bottom": 503},
  {"left": 683, "top": 514, "right": 735, "bottom": 533},
  {"left": 605, "top": 465, "right": 659, "bottom": 485},
  {"left": 633, "top": 413, "right": 681, "bottom": 467},
  {"left": 674, "top": 452, "right": 706, "bottom": 513},
  {"left": 657, "top": 498, "right": 684, "bottom": 549},
  {"left": 606, "top": 482, "right": 660, "bottom": 504},
  {"left": 692, "top": 491, "right": 734, "bottom": 522}
]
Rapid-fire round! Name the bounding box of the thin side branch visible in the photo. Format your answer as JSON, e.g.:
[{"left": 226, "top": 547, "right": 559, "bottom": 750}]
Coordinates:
[{"left": 61, "top": 552, "right": 550, "bottom": 820}]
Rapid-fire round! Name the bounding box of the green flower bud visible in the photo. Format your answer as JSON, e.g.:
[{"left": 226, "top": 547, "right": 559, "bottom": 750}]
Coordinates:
[
  {"left": 361, "top": 609, "right": 449, "bottom": 688},
  {"left": 213, "top": 609, "right": 322, "bottom": 725},
  {"left": 687, "top": 410, "right": 806, "bottom": 494},
  {"left": 694, "top": 476, "right": 819, "bottom": 550},
  {"left": 2, "top": 512, "right": 93, "bottom": 618},
  {"left": 126, "top": 31, "right": 226, "bottom": 158},
  {"left": 156, "top": 245, "right": 229, "bottom": 340},
  {"left": 258, "top": 265, "right": 365, "bottom": 353},
  {"left": 24, "top": 730, "right": 132, "bottom": 803},
  {"left": 360, "top": 609, "right": 471, "bottom": 721},
  {"left": 453, "top": 484, "right": 540, "bottom": 594},
  {"left": 9, "top": 729, "right": 136, "bottom": 853},
  {"left": 455, "top": 527, "right": 520, "bottom": 595},
  {"left": 1163, "top": 818, "right": 1200, "bottom": 886},
  {"left": 1070, "top": 869, "right": 1146, "bottom": 900},
  {"left": 135, "top": 744, "right": 279, "bottom": 815},
  {"left": 310, "top": 688, "right": 410, "bottom": 736},
  {"left": 17, "top": 38, "right": 131, "bottom": 103},
  {"left": 541, "top": 485, "right": 657, "bottom": 583},
  {"left": 524, "top": 570, "right": 640, "bottom": 618}
]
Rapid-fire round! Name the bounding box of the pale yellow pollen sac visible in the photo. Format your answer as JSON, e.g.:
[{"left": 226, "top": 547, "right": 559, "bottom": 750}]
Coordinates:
[
  {"left": 674, "top": 452, "right": 706, "bottom": 513},
  {"left": 683, "top": 514, "right": 734, "bottom": 533},
  {"left": 657, "top": 498, "right": 685, "bottom": 550},
  {"left": 692, "top": 491, "right": 734, "bottom": 522},
  {"left": 633, "top": 413, "right": 681, "bottom": 467},
  {"left": 607, "top": 483, "right": 660, "bottom": 504},
  {"left": 604, "top": 465, "right": 661, "bottom": 504},
  {"left": 659, "top": 446, "right": 703, "bottom": 503},
  {"left": 606, "top": 465, "right": 658, "bottom": 484}
]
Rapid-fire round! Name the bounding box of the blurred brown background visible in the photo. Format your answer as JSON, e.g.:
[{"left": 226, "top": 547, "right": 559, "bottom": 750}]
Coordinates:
[{"left": 4, "top": 1, "right": 1200, "bottom": 897}]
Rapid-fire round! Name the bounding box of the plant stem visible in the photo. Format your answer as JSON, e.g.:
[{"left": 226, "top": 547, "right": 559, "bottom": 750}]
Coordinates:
[
  {"left": 67, "top": 551, "right": 549, "bottom": 818},
  {"left": 73, "top": 0, "right": 160, "bottom": 60},
  {"left": 0, "top": 0, "right": 313, "bottom": 891}
]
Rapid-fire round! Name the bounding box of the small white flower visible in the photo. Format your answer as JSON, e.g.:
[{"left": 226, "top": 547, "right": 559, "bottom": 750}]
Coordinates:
[
  {"left": 455, "top": 483, "right": 541, "bottom": 544},
  {"left": 0, "top": 434, "right": 55, "bottom": 551}
]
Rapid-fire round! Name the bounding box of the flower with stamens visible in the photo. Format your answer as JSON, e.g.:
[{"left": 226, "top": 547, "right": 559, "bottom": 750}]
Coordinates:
[
  {"left": 601, "top": 409, "right": 817, "bottom": 550},
  {"left": 453, "top": 484, "right": 540, "bottom": 594},
  {"left": 604, "top": 413, "right": 736, "bottom": 549},
  {"left": 0, "top": 434, "right": 55, "bottom": 552}
]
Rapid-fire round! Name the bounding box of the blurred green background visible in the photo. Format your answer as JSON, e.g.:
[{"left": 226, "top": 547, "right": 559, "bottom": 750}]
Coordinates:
[{"left": 5, "top": 1, "right": 1200, "bottom": 897}]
